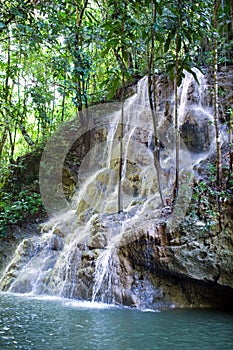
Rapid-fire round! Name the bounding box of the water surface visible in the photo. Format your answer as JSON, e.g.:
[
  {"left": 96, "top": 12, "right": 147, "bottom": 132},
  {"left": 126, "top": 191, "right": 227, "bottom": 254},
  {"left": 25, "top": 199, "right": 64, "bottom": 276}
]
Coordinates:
[{"left": 0, "top": 293, "right": 233, "bottom": 350}]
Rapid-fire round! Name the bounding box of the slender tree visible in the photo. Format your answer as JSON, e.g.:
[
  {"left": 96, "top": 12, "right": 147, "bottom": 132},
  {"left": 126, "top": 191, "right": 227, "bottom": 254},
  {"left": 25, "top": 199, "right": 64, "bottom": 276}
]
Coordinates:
[
  {"left": 173, "top": 1, "right": 181, "bottom": 199},
  {"left": 117, "top": 1, "right": 126, "bottom": 213},
  {"left": 228, "top": 109, "right": 233, "bottom": 181},
  {"left": 148, "top": 0, "right": 165, "bottom": 206},
  {"left": 213, "top": 0, "right": 222, "bottom": 186}
]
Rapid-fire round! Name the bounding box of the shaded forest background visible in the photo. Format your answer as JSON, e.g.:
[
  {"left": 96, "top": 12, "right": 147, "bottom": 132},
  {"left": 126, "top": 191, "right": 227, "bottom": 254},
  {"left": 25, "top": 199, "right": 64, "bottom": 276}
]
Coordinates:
[{"left": 0, "top": 0, "right": 232, "bottom": 234}]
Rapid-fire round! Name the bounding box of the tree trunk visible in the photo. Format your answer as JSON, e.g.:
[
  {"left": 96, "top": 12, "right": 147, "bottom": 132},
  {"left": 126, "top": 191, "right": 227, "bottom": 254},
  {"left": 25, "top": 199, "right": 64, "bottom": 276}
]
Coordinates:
[
  {"left": 148, "top": 0, "right": 165, "bottom": 207},
  {"left": 75, "top": 0, "right": 89, "bottom": 117},
  {"left": 228, "top": 109, "right": 233, "bottom": 181},
  {"left": 231, "top": 0, "right": 233, "bottom": 31},
  {"left": 0, "top": 127, "right": 7, "bottom": 159},
  {"left": 213, "top": 0, "right": 222, "bottom": 186},
  {"left": 117, "top": 3, "right": 126, "bottom": 213},
  {"left": 173, "top": 30, "right": 180, "bottom": 199},
  {"left": 117, "top": 96, "right": 124, "bottom": 213},
  {"left": 19, "top": 124, "right": 35, "bottom": 146},
  {"left": 61, "top": 86, "right": 66, "bottom": 123}
]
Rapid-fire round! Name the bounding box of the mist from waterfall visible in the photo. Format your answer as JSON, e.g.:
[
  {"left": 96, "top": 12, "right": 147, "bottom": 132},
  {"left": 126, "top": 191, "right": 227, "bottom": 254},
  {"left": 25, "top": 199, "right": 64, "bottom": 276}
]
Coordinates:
[{"left": 0, "top": 69, "right": 217, "bottom": 307}]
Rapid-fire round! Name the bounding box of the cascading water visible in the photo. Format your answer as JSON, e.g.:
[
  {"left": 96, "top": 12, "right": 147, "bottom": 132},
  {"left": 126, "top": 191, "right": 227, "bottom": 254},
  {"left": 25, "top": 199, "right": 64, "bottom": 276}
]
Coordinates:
[{"left": 0, "top": 69, "right": 217, "bottom": 307}]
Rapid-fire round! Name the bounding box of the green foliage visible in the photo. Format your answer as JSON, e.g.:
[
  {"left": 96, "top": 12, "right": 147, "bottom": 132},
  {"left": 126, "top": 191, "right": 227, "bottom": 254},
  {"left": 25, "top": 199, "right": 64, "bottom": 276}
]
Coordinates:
[
  {"left": 160, "top": 0, "right": 213, "bottom": 85},
  {"left": 191, "top": 180, "right": 219, "bottom": 234},
  {"left": 0, "top": 0, "right": 230, "bottom": 170},
  {"left": 0, "top": 0, "right": 232, "bottom": 232},
  {"left": 190, "top": 159, "right": 232, "bottom": 235},
  {"left": 0, "top": 190, "right": 45, "bottom": 237}
]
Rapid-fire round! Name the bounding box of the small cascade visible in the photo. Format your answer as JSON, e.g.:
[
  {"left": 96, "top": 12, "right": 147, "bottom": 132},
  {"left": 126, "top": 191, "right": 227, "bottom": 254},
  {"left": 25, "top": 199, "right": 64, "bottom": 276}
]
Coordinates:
[
  {"left": 92, "top": 245, "right": 120, "bottom": 303},
  {"left": 178, "top": 70, "right": 195, "bottom": 125},
  {"left": 178, "top": 69, "right": 216, "bottom": 156},
  {"left": 0, "top": 70, "right": 219, "bottom": 308}
]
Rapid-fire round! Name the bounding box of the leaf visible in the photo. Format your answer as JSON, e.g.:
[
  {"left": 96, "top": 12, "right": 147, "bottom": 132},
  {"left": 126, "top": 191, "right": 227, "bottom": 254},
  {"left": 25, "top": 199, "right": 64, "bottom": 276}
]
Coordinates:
[
  {"left": 164, "top": 36, "right": 171, "bottom": 53},
  {"left": 154, "top": 56, "right": 164, "bottom": 61},
  {"left": 156, "top": 2, "right": 163, "bottom": 16},
  {"left": 154, "top": 23, "right": 159, "bottom": 33},
  {"left": 141, "top": 29, "right": 149, "bottom": 40},
  {"left": 164, "top": 31, "right": 175, "bottom": 52},
  {"left": 184, "top": 66, "right": 200, "bottom": 85},
  {"left": 107, "top": 38, "right": 119, "bottom": 49},
  {"left": 169, "top": 69, "right": 175, "bottom": 82},
  {"left": 183, "top": 29, "right": 192, "bottom": 43},
  {"left": 177, "top": 35, "right": 182, "bottom": 53},
  {"left": 177, "top": 73, "right": 183, "bottom": 87},
  {"left": 166, "top": 62, "right": 175, "bottom": 72},
  {"left": 86, "top": 11, "right": 97, "bottom": 23},
  {"left": 0, "top": 22, "right": 6, "bottom": 29},
  {"left": 12, "top": 9, "right": 25, "bottom": 19}
]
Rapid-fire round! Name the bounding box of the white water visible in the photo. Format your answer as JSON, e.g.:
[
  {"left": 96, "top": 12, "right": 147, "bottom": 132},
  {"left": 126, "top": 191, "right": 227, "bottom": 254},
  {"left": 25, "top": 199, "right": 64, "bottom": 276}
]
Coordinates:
[
  {"left": 1, "top": 292, "right": 233, "bottom": 350},
  {"left": 0, "top": 70, "right": 217, "bottom": 306}
]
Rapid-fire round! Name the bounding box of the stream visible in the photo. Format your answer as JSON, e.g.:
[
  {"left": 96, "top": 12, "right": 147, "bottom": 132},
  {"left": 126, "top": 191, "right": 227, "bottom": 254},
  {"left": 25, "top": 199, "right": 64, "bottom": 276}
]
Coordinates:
[{"left": 0, "top": 292, "right": 233, "bottom": 350}]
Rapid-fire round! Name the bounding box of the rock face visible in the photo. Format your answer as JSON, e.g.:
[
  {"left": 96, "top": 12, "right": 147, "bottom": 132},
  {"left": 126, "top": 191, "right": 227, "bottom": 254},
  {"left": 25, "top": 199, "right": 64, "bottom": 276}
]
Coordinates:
[
  {"left": 61, "top": 182, "right": 232, "bottom": 310},
  {"left": 112, "top": 67, "right": 233, "bottom": 309},
  {"left": 0, "top": 68, "right": 233, "bottom": 310},
  {"left": 180, "top": 115, "right": 213, "bottom": 153},
  {"left": 117, "top": 195, "right": 233, "bottom": 309}
]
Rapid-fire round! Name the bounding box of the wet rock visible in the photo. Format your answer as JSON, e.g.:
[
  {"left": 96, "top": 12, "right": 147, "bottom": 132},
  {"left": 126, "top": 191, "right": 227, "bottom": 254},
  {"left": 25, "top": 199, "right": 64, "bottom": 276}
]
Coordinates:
[
  {"left": 0, "top": 238, "right": 36, "bottom": 291},
  {"left": 62, "top": 167, "right": 75, "bottom": 199},
  {"left": 18, "top": 238, "right": 35, "bottom": 256},
  {"left": 53, "top": 227, "right": 65, "bottom": 238},
  {"left": 88, "top": 232, "right": 108, "bottom": 249},
  {"left": 81, "top": 250, "right": 97, "bottom": 262},
  {"left": 1, "top": 69, "right": 233, "bottom": 310},
  {"left": 180, "top": 113, "right": 214, "bottom": 153},
  {"left": 76, "top": 198, "right": 90, "bottom": 215},
  {"left": 50, "top": 236, "right": 63, "bottom": 251}
]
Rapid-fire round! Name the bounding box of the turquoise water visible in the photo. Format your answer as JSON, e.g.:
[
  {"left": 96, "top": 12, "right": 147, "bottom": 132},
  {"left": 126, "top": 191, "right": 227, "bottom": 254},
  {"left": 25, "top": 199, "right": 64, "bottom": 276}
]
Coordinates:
[{"left": 0, "top": 293, "right": 233, "bottom": 350}]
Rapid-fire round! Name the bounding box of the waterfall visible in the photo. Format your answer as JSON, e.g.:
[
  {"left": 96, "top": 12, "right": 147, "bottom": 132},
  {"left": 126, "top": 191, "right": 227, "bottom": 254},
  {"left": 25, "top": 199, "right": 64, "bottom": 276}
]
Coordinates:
[{"left": 0, "top": 71, "right": 217, "bottom": 307}]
